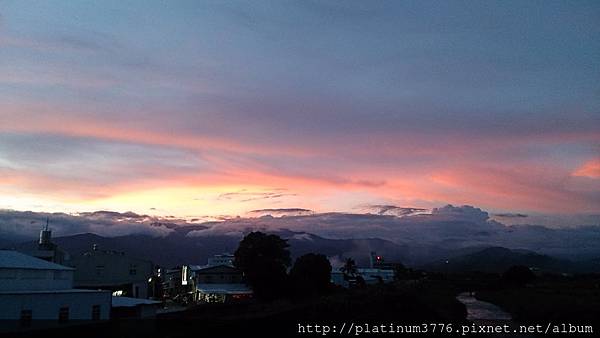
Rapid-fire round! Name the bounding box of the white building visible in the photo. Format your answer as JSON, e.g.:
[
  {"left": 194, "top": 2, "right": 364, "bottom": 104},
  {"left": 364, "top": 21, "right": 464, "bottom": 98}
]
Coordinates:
[
  {"left": 331, "top": 268, "right": 395, "bottom": 287},
  {"left": 182, "top": 254, "right": 252, "bottom": 303},
  {"left": 357, "top": 268, "right": 395, "bottom": 284},
  {"left": 69, "top": 245, "right": 153, "bottom": 298},
  {"left": 0, "top": 250, "right": 111, "bottom": 329},
  {"left": 20, "top": 223, "right": 69, "bottom": 265},
  {"left": 331, "top": 253, "right": 397, "bottom": 288}
]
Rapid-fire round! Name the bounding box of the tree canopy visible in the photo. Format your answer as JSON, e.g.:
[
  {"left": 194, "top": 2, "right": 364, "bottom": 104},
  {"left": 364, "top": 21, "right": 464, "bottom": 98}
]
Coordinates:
[
  {"left": 289, "top": 253, "right": 332, "bottom": 298},
  {"left": 234, "top": 231, "right": 291, "bottom": 301}
]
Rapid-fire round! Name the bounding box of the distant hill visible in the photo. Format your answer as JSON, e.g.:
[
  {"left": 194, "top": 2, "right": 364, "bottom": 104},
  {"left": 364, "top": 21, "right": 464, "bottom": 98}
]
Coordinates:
[
  {"left": 12, "top": 232, "right": 600, "bottom": 273},
  {"left": 3, "top": 208, "right": 599, "bottom": 265},
  {"left": 12, "top": 230, "right": 410, "bottom": 268},
  {"left": 423, "top": 247, "right": 598, "bottom": 274}
]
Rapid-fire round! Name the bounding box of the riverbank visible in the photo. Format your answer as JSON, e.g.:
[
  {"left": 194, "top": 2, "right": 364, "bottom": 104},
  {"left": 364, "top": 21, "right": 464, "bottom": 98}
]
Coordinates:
[{"left": 474, "top": 277, "right": 600, "bottom": 323}]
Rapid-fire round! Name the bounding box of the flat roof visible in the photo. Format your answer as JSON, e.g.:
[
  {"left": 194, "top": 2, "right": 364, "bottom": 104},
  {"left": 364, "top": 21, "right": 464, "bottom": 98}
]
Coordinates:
[
  {"left": 196, "top": 283, "right": 252, "bottom": 294},
  {"left": 188, "top": 264, "right": 236, "bottom": 272},
  {"left": 0, "top": 289, "right": 110, "bottom": 295},
  {"left": 0, "top": 250, "right": 74, "bottom": 270}
]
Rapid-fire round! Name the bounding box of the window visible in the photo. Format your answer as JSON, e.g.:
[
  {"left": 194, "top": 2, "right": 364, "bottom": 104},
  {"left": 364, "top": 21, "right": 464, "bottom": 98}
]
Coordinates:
[
  {"left": 95, "top": 265, "right": 105, "bottom": 276},
  {"left": 20, "top": 310, "right": 32, "bottom": 327},
  {"left": 129, "top": 264, "right": 137, "bottom": 275},
  {"left": 91, "top": 305, "right": 101, "bottom": 321},
  {"left": 58, "top": 307, "right": 69, "bottom": 323}
]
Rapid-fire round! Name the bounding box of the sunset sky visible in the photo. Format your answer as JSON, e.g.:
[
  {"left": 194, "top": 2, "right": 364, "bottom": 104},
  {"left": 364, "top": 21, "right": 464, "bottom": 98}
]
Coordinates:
[{"left": 0, "top": 1, "right": 599, "bottom": 220}]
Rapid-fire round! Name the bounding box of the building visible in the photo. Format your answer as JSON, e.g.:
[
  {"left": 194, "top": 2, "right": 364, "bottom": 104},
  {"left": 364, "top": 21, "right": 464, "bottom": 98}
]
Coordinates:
[
  {"left": 68, "top": 245, "right": 153, "bottom": 299},
  {"left": 207, "top": 253, "right": 234, "bottom": 267},
  {"left": 369, "top": 251, "right": 400, "bottom": 270},
  {"left": 0, "top": 250, "right": 110, "bottom": 330},
  {"left": 20, "top": 222, "right": 69, "bottom": 265},
  {"left": 182, "top": 254, "right": 252, "bottom": 303},
  {"left": 160, "top": 267, "right": 183, "bottom": 299},
  {"left": 360, "top": 252, "right": 397, "bottom": 283},
  {"left": 331, "top": 253, "right": 397, "bottom": 287},
  {"left": 187, "top": 265, "right": 252, "bottom": 303},
  {"left": 111, "top": 296, "right": 162, "bottom": 319},
  {"left": 357, "top": 268, "right": 395, "bottom": 284}
]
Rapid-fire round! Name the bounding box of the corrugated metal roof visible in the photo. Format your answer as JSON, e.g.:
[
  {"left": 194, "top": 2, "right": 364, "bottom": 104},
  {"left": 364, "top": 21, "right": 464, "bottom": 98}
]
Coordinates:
[{"left": 0, "top": 250, "right": 74, "bottom": 270}]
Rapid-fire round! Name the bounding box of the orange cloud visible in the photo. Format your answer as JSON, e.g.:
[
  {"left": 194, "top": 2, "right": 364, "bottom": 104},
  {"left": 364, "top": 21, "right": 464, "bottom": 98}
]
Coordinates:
[
  {"left": 2, "top": 102, "right": 598, "bottom": 216},
  {"left": 573, "top": 159, "right": 600, "bottom": 179},
  {"left": 0, "top": 103, "right": 317, "bottom": 158}
]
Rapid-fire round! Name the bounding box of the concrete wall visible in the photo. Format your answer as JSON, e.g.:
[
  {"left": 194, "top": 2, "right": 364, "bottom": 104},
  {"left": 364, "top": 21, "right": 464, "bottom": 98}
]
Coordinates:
[
  {"left": 69, "top": 252, "right": 152, "bottom": 288},
  {"left": 0, "top": 291, "right": 111, "bottom": 320},
  {"left": 0, "top": 269, "right": 73, "bottom": 291}
]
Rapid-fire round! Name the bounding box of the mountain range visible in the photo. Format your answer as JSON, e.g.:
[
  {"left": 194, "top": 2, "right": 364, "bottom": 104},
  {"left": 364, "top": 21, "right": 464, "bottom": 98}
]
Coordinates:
[
  {"left": 8, "top": 229, "right": 600, "bottom": 274},
  {"left": 1, "top": 205, "right": 599, "bottom": 273}
]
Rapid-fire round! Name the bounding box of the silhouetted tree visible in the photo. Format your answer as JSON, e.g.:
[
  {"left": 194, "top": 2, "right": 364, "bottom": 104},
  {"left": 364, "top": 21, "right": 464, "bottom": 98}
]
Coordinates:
[
  {"left": 392, "top": 262, "right": 408, "bottom": 280},
  {"left": 290, "top": 253, "right": 332, "bottom": 299},
  {"left": 234, "top": 232, "right": 291, "bottom": 301},
  {"left": 340, "top": 258, "right": 358, "bottom": 280},
  {"left": 354, "top": 275, "right": 367, "bottom": 288},
  {"left": 502, "top": 265, "right": 536, "bottom": 286}
]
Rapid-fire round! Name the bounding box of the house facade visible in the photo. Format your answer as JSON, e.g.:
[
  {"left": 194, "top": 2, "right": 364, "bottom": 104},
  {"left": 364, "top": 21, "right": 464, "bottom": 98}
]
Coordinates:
[
  {"left": 0, "top": 250, "right": 111, "bottom": 330},
  {"left": 191, "top": 265, "right": 252, "bottom": 303},
  {"left": 182, "top": 254, "right": 252, "bottom": 303},
  {"left": 68, "top": 245, "right": 153, "bottom": 298}
]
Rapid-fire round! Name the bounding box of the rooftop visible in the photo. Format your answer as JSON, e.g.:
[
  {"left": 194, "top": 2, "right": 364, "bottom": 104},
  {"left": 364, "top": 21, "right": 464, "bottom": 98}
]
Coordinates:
[
  {"left": 0, "top": 250, "right": 73, "bottom": 271},
  {"left": 196, "top": 283, "right": 252, "bottom": 294},
  {"left": 189, "top": 264, "right": 237, "bottom": 272},
  {"left": 0, "top": 289, "right": 109, "bottom": 295},
  {"left": 112, "top": 296, "right": 162, "bottom": 307}
]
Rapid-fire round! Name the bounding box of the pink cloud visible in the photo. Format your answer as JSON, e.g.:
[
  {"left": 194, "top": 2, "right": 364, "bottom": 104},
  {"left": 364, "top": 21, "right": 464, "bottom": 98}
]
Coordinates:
[{"left": 573, "top": 159, "right": 600, "bottom": 179}]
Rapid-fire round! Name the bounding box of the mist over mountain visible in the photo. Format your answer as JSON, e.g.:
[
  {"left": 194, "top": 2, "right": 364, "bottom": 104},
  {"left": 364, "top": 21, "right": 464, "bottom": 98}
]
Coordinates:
[
  {"left": 11, "top": 230, "right": 411, "bottom": 269},
  {"left": 1, "top": 205, "right": 599, "bottom": 268}
]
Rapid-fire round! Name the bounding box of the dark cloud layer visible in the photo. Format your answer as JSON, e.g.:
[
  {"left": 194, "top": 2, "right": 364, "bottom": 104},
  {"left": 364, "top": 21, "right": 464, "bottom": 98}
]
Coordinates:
[
  {"left": 1, "top": 205, "right": 599, "bottom": 260},
  {"left": 0, "top": 209, "right": 176, "bottom": 241}
]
